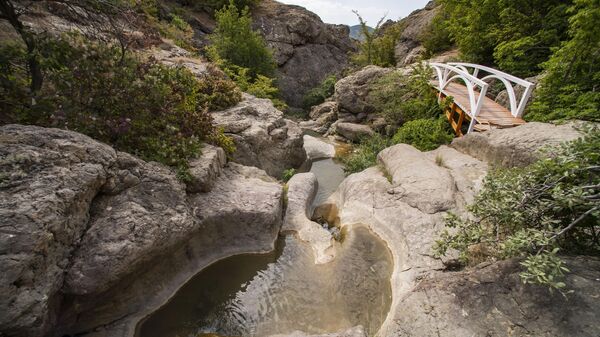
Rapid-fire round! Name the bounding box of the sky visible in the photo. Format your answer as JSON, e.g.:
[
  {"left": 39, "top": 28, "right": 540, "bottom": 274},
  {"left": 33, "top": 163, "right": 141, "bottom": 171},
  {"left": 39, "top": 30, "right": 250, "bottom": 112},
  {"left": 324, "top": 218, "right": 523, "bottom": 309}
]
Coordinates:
[{"left": 277, "top": 0, "right": 431, "bottom": 26}]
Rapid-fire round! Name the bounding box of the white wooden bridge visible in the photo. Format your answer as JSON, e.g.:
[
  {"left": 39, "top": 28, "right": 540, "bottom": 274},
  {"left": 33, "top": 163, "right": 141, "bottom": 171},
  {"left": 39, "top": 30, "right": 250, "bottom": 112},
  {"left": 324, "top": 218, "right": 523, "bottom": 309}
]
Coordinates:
[{"left": 429, "top": 62, "right": 535, "bottom": 136}]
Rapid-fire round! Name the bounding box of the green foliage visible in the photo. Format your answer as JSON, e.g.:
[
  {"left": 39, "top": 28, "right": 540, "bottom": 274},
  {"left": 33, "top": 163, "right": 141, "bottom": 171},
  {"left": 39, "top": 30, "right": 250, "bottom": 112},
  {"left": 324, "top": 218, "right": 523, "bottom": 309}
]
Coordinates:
[
  {"left": 420, "top": 10, "right": 454, "bottom": 58},
  {"left": 527, "top": 0, "right": 600, "bottom": 122},
  {"left": 140, "top": 3, "right": 196, "bottom": 51},
  {"left": 368, "top": 64, "right": 442, "bottom": 126},
  {"left": 181, "top": 0, "right": 261, "bottom": 13},
  {"left": 302, "top": 74, "right": 337, "bottom": 109},
  {"left": 340, "top": 134, "right": 392, "bottom": 174},
  {"left": 282, "top": 168, "right": 296, "bottom": 182},
  {"left": 0, "top": 34, "right": 240, "bottom": 178},
  {"left": 392, "top": 118, "right": 454, "bottom": 151},
  {"left": 439, "top": 0, "right": 571, "bottom": 77},
  {"left": 208, "top": 1, "right": 275, "bottom": 78},
  {"left": 434, "top": 127, "right": 600, "bottom": 293},
  {"left": 219, "top": 62, "right": 287, "bottom": 111},
  {"left": 352, "top": 12, "right": 402, "bottom": 67}
]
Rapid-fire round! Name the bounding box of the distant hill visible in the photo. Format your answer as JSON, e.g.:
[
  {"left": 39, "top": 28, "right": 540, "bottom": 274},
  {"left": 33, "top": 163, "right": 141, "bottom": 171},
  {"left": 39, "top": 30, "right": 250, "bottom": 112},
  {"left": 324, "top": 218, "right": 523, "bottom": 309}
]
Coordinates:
[{"left": 349, "top": 25, "right": 374, "bottom": 41}]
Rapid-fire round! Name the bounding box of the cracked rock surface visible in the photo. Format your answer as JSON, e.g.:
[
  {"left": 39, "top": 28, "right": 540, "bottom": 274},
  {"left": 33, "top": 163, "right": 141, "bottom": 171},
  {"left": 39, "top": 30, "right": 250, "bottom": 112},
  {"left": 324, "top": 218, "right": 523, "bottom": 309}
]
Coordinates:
[
  {"left": 0, "top": 124, "right": 283, "bottom": 337},
  {"left": 328, "top": 123, "right": 598, "bottom": 337}
]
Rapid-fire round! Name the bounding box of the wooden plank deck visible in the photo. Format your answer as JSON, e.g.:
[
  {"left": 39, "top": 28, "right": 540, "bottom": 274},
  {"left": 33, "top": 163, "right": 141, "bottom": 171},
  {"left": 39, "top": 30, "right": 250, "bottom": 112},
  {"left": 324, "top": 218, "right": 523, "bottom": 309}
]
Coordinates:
[{"left": 440, "top": 82, "right": 526, "bottom": 128}]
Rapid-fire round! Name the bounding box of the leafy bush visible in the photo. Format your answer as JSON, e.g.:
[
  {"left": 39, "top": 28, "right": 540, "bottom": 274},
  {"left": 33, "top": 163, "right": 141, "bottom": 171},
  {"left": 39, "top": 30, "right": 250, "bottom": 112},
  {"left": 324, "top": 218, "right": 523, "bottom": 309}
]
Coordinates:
[
  {"left": 281, "top": 168, "right": 296, "bottom": 182},
  {"left": 439, "top": 0, "right": 571, "bottom": 77},
  {"left": 368, "top": 64, "right": 442, "bottom": 126},
  {"left": 341, "top": 134, "right": 392, "bottom": 174},
  {"left": 392, "top": 118, "right": 454, "bottom": 151},
  {"left": 302, "top": 74, "right": 337, "bottom": 109},
  {"left": 207, "top": 1, "right": 275, "bottom": 78},
  {"left": 0, "top": 34, "right": 240, "bottom": 178},
  {"left": 219, "top": 62, "right": 287, "bottom": 111},
  {"left": 352, "top": 12, "right": 402, "bottom": 67},
  {"left": 527, "top": 0, "right": 600, "bottom": 122},
  {"left": 420, "top": 10, "right": 454, "bottom": 58},
  {"left": 434, "top": 127, "right": 600, "bottom": 293},
  {"left": 181, "top": 0, "right": 261, "bottom": 13}
]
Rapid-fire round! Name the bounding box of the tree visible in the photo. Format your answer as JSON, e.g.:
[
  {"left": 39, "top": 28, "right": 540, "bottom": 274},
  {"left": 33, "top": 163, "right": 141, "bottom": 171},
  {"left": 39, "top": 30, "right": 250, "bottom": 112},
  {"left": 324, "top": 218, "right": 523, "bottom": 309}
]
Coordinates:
[
  {"left": 527, "top": 0, "right": 600, "bottom": 122},
  {"left": 207, "top": 0, "right": 275, "bottom": 78},
  {"left": 352, "top": 10, "right": 388, "bottom": 66},
  {"left": 438, "top": 0, "right": 572, "bottom": 77},
  {"left": 0, "top": 0, "right": 136, "bottom": 100}
]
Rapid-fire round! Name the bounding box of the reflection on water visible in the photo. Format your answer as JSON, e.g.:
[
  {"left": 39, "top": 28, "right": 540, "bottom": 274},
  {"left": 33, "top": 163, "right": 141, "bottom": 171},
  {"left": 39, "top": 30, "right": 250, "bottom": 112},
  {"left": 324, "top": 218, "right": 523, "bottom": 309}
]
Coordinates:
[
  {"left": 136, "top": 227, "right": 392, "bottom": 337},
  {"left": 310, "top": 158, "right": 346, "bottom": 207}
]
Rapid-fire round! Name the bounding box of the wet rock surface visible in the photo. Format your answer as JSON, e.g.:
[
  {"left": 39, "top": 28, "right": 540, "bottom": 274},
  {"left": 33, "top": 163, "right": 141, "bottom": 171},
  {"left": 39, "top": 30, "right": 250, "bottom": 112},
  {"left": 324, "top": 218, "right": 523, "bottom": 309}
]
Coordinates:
[{"left": 283, "top": 173, "right": 335, "bottom": 264}]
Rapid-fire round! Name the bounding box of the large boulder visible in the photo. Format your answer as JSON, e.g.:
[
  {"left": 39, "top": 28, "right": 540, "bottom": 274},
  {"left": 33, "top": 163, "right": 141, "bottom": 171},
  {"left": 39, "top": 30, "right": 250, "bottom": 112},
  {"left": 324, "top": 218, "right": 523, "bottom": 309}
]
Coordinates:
[
  {"left": 0, "top": 125, "right": 116, "bottom": 337},
  {"left": 328, "top": 122, "right": 594, "bottom": 337},
  {"left": 0, "top": 125, "right": 284, "bottom": 337},
  {"left": 394, "top": 1, "right": 440, "bottom": 66},
  {"left": 252, "top": 0, "right": 357, "bottom": 107},
  {"left": 334, "top": 65, "right": 392, "bottom": 115},
  {"left": 335, "top": 122, "right": 375, "bottom": 142},
  {"left": 212, "top": 93, "right": 306, "bottom": 177},
  {"left": 392, "top": 256, "right": 600, "bottom": 337},
  {"left": 451, "top": 122, "right": 582, "bottom": 167},
  {"left": 283, "top": 173, "right": 335, "bottom": 264}
]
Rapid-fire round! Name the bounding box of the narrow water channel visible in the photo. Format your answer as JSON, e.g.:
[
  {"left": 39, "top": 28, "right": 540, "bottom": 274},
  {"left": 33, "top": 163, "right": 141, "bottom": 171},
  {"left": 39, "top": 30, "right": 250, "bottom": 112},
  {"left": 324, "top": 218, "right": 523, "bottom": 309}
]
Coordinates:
[{"left": 136, "top": 137, "right": 393, "bottom": 337}]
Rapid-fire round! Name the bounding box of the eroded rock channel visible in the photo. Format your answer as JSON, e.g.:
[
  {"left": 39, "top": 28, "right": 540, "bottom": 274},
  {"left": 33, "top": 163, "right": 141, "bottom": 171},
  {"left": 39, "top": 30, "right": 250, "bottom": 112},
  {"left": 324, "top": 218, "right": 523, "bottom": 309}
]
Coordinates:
[{"left": 135, "top": 136, "right": 393, "bottom": 337}]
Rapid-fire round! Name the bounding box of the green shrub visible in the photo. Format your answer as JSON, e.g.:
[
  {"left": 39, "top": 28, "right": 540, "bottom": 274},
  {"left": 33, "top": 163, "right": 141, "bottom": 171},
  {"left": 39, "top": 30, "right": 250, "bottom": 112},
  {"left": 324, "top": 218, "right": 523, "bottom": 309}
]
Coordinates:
[
  {"left": 341, "top": 134, "right": 392, "bottom": 174},
  {"left": 439, "top": 0, "right": 571, "bottom": 77},
  {"left": 352, "top": 12, "right": 402, "bottom": 67},
  {"left": 181, "top": 0, "right": 261, "bottom": 13},
  {"left": 281, "top": 168, "right": 296, "bottom": 182},
  {"left": 219, "top": 62, "right": 288, "bottom": 111},
  {"left": 368, "top": 64, "right": 442, "bottom": 126},
  {"left": 527, "top": 0, "right": 600, "bottom": 122},
  {"left": 434, "top": 127, "right": 600, "bottom": 293},
  {"left": 420, "top": 10, "right": 454, "bottom": 58},
  {"left": 207, "top": 1, "right": 275, "bottom": 78},
  {"left": 302, "top": 74, "right": 337, "bottom": 109},
  {"left": 392, "top": 118, "right": 454, "bottom": 151},
  {"left": 0, "top": 34, "right": 239, "bottom": 179}
]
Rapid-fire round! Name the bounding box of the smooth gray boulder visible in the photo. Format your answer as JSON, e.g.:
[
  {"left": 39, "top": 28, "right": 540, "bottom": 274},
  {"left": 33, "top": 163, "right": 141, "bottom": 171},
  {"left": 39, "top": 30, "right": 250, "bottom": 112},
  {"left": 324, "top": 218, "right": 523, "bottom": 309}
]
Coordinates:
[
  {"left": 334, "top": 65, "right": 392, "bottom": 115},
  {"left": 336, "top": 122, "right": 375, "bottom": 142},
  {"left": 329, "top": 122, "right": 595, "bottom": 337},
  {"left": 451, "top": 122, "right": 582, "bottom": 167},
  {"left": 186, "top": 144, "right": 227, "bottom": 193},
  {"left": 212, "top": 93, "right": 306, "bottom": 177},
  {"left": 303, "top": 135, "right": 336, "bottom": 161},
  {"left": 0, "top": 124, "right": 284, "bottom": 337},
  {"left": 0, "top": 125, "right": 116, "bottom": 337},
  {"left": 301, "top": 101, "right": 339, "bottom": 134},
  {"left": 283, "top": 173, "right": 335, "bottom": 264}
]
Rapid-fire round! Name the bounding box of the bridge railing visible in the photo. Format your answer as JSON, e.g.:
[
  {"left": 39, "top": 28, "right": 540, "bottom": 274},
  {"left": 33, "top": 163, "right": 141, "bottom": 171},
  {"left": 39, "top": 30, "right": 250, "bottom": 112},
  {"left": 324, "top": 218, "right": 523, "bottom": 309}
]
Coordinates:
[
  {"left": 448, "top": 62, "right": 535, "bottom": 118},
  {"left": 429, "top": 62, "right": 490, "bottom": 133}
]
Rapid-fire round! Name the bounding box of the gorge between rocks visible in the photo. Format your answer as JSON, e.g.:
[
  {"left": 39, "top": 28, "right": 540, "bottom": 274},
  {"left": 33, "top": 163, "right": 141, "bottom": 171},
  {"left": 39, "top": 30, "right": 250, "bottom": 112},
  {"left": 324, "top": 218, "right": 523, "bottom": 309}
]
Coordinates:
[{"left": 135, "top": 138, "right": 393, "bottom": 337}]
